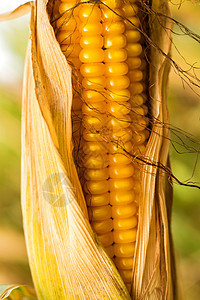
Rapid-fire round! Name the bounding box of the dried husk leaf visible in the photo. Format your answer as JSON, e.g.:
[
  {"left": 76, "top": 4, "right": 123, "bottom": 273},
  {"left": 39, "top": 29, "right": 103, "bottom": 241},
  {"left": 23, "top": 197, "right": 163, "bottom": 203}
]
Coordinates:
[
  {"left": 132, "top": 1, "right": 177, "bottom": 299},
  {"left": 21, "top": 1, "right": 130, "bottom": 299},
  {"left": 0, "top": 2, "right": 33, "bottom": 22}
]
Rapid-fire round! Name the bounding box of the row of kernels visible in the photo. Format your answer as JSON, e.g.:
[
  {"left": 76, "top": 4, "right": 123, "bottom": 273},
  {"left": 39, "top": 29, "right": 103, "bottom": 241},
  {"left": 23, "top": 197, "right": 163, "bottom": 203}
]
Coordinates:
[
  {"left": 102, "top": 2, "right": 138, "bottom": 286},
  {"left": 122, "top": 2, "right": 149, "bottom": 160},
  {"left": 57, "top": 1, "right": 83, "bottom": 165},
  {"left": 77, "top": 3, "right": 114, "bottom": 253}
]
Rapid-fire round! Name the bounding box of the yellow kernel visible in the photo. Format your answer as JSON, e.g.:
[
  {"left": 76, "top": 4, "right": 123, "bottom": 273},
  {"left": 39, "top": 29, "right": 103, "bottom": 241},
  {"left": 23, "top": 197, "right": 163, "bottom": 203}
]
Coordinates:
[
  {"left": 129, "top": 70, "right": 143, "bottom": 82},
  {"left": 82, "top": 76, "right": 106, "bottom": 90},
  {"left": 125, "top": 30, "right": 141, "bottom": 43},
  {"left": 79, "top": 22, "right": 103, "bottom": 35},
  {"left": 133, "top": 182, "right": 141, "bottom": 196},
  {"left": 107, "top": 89, "right": 130, "bottom": 102},
  {"left": 133, "top": 167, "right": 140, "bottom": 179},
  {"left": 80, "top": 35, "right": 103, "bottom": 48},
  {"left": 131, "top": 106, "right": 145, "bottom": 117},
  {"left": 126, "top": 43, "right": 142, "bottom": 57},
  {"left": 80, "top": 63, "right": 105, "bottom": 77},
  {"left": 112, "top": 202, "right": 137, "bottom": 219},
  {"left": 129, "top": 82, "right": 144, "bottom": 95},
  {"left": 107, "top": 114, "right": 132, "bottom": 129},
  {"left": 86, "top": 193, "right": 110, "bottom": 206},
  {"left": 104, "top": 35, "right": 127, "bottom": 49},
  {"left": 102, "top": 0, "right": 121, "bottom": 8},
  {"left": 84, "top": 168, "right": 109, "bottom": 181},
  {"left": 131, "top": 116, "right": 149, "bottom": 131},
  {"left": 82, "top": 90, "right": 106, "bottom": 103},
  {"left": 61, "top": 44, "right": 81, "bottom": 57},
  {"left": 124, "top": 16, "right": 140, "bottom": 29},
  {"left": 109, "top": 177, "right": 134, "bottom": 191},
  {"left": 113, "top": 216, "right": 137, "bottom": 230},
  {"left": 122, "top": 4, "right": 138, "bottom": 17},
  {"left": 79, "top": 48, "right": 104, "bottom": 63},
  {"left": 109, "top": 141, "right": 132, "bottom": 154},
  {"left": 98, "top": 231, "right": 113, "bottom": 247},
  {"left": 106, "top": 76, "right": 130, "bottom": 90},
  {"left": 103, "top": 21, "right": 125, "bottom": 35},
  {"left": 59, "top": 1, "right": 78, "bottom": 15},
  {"left": 114, "top": 243, "right": 135, "bottom": 257},
  {"left": 109, "top": 164, "right": 134, "bottom": 179},
  {"left": 83, "top": 130, "right": 105, "bottom": 142},
  {"left": 91, "top": 219, "right": 113, "bottom": 235},
  {"left": 105, "top": 62, "right": 128, "bottom": 76},
  {"left": 82, "top": 102, "right": 106, "bottom": 116},
  {"left": 57, "top": 15, "right": 80, "bottom": 32},
  {"left": 83, "top": 153, "right": 109, "bottom": 169},
  {"left": 131, "top": 131, "right": 147, "bottom": 144},
  {"left": 130, "top": 94, "right": 145, "bottom": 106},
  {"left": 111, "top": 128, "right": 132, "bottom": 142},
  {"left": 79, "top": 4, "right": 102, "bottom": 21},
  {"left": 88, "top": 205, "right": 112, "bottom": 221},
  {"left": 126, "top": 57, "right": 142, "bottom": 69},
  {"left": 82, "top": 141, "right": 108, "bottom": 154},
  {"left": 114, "top": 257, "right": 134, "bottom": 269},
  {"left": 102, "top": 8, "right": 122, "bottom": 21},
  {"left": 107, "top": 101, "right": 131, "bottom": 116},
  {"left": 110, "top": 190, "right": 135, "bottom": 206},
  {"left": 82, "top": 115, "right": 107, "bottom": 130},
  {"left": 109, "top": 153, "right": 131, "bottom": 165},
  {"left": 133, "top": 144, "right": 146, "bottom": 155},
  {"left": 57, "top": 30, "right": 80, "bottom": 44},
  {"left": 104, "top": 49, "right": 127, "bottom": 62}
]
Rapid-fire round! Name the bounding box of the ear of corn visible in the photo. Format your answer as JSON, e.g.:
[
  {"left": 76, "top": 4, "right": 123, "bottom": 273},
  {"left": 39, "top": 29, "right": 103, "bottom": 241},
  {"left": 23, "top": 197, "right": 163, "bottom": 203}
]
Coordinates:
[
  {"left": 0, "top": 0, "right": 177, "bottom": 299},
  {"left": 56, "top": 0, "right": 149, "bottom": 292}
]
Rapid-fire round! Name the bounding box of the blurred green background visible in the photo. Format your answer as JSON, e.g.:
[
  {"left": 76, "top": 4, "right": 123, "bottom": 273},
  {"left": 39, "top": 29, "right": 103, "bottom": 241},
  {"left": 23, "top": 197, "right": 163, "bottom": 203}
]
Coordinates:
[{"left": 0, "top": 1, "right": 199, "bottom": 299}]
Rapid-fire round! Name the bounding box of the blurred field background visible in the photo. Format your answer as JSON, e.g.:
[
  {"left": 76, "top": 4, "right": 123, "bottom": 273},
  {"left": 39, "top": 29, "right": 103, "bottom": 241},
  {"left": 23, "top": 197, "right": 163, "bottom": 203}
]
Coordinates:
[{"left": 0, "top": 0, "right": 199, "bottom": 299}]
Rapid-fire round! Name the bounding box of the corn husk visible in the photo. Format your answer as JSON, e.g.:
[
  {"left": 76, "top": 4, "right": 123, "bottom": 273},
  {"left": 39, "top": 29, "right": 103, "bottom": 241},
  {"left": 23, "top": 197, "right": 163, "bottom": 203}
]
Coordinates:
[
  {"left": 0, "top": 0, "right": 177, "bottom": 299},
  {"left": 0, "top": 284, "right": 36, "bottom": 299},
  {"left": 132, "top": 1, "right": 177, "bottom": 299}
]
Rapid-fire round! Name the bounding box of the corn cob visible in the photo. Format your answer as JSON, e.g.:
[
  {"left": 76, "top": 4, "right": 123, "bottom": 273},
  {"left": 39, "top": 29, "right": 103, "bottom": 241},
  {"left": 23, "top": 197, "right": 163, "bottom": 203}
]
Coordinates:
[{"left": 56, "top": 0, "right": 149, "bottom": 291}]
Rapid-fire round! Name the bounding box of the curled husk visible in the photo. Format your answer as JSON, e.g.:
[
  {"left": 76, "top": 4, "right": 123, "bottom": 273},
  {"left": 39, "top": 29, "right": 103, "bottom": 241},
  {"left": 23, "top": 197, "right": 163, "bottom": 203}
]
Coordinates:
[{"left": 0, "top": 284, "right": 36, "bottom": 299}]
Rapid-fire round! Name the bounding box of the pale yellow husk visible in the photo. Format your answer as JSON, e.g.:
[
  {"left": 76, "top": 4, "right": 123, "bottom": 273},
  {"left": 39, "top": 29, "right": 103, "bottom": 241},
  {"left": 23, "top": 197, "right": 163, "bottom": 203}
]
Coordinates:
[{"left": 0, "top": 0, "right": 177, "bottom": 299}]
